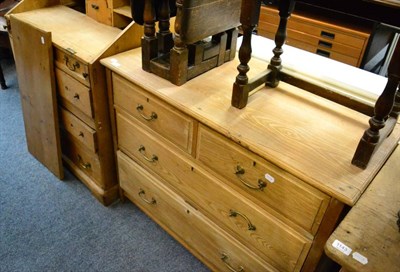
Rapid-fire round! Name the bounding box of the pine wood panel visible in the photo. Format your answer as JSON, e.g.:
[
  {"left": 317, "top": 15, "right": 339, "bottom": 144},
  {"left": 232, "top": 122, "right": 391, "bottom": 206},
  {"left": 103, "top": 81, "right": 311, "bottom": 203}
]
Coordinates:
[
  {"left": 10, "top": 15, "right": 63, "bottom": 179},
  {"left": 325, "top": 146, "right": 400, "bottom": 272},
  {"left": 118, "top": 151, "right": 278, "bottom": 272},
  {"left": 11, "top": 5, "right": 121, "bottom": 63},
  {"left": 101, "top": 48, "right": 400, "bottom": 206}
]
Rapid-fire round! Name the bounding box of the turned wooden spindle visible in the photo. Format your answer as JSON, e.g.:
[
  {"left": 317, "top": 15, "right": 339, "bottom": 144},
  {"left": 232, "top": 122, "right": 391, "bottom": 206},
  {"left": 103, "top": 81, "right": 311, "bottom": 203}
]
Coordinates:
[
  {"left": 170, "top": 0, "right": 188, "bottom": 85},
  {"left": 141, "top": 0, "right": 157, "bottom": 71},
  {"left": 352, "top": 41, "right": 400, "bottom": 169},
  {"left": 157, "top": 0, "right": 173, "bottom": 54},
  {"left": 231, "top": 0, "right": 262, "bottom": 109},
  {"left": 267, "top": 0, "right": 296, "bottom": 87}
]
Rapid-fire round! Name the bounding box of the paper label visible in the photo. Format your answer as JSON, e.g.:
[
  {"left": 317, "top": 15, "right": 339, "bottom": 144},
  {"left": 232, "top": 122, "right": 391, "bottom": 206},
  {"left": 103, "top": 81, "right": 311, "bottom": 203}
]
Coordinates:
[
  {"left": 41, "top": 36, "right": 45, "bottom": 44},
  {"left": 264, "top": 173, "right": 275, "bottom": 183},
  {"left": 352, "top": 252, "right": 368, "bottom": 265},
  {"left": 332, "top": 239, "right": 352, "bottom": 256}
]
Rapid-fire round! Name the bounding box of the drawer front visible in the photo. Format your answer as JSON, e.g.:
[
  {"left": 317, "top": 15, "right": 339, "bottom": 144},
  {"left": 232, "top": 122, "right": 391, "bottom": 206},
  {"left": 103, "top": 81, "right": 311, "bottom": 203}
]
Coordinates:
[
  {"left": 116, "top": 113, "right": 311, "bottom": 272},
  {"left": 286, "top": 38, "right": 359, "bottom": 66},
  {"left": 61, "top": 133, "right": 102, "bottom": 187},
  {"left": 86, "top": 0, "right": 112, "bottom": 26},
  {"left": 196, "top": 125, "right": 330, "bottom": 235},
  {"left": 54, "top": 49, "right": 90, "bottom": 87},
  {"left": 118, "top": 151, "right": 278, "bottom": 272},
  {"left": 113, "top": 73, "right": 194, "bottom": 154},
  {"left": 259, "top": 7, "right": 368, "bottom": 49},
  {"left": 56, "top": 68, "right": 93, "bottom": 118},
  {"left": 59, "top": 107, "right": 97, "bottom": 152}
]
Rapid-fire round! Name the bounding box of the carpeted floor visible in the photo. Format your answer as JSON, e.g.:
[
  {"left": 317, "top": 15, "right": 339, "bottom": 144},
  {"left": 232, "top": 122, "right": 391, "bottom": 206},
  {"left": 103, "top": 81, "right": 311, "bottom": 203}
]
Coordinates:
[{"left": 0, "top": 55, "right": 209, "bottom": 272}]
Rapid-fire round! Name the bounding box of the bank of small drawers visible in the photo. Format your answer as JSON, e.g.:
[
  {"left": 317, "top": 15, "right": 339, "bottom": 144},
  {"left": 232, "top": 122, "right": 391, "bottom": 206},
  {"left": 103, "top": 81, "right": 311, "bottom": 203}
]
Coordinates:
[
  {"left": 111, "top": 74, "right": 335, "bottom": 271},
  {"left": 54, "top": 47, "right": 105, "bottom": 189},
  {"left": 258, "top": 6, "right": 370, "bottom": 67}
]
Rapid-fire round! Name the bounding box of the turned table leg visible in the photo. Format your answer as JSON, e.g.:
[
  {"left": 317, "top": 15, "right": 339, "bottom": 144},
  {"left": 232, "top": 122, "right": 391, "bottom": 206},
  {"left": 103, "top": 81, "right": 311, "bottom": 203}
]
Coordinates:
[{"left": 352, "top": 41, "right": 400, "bottom": 169}]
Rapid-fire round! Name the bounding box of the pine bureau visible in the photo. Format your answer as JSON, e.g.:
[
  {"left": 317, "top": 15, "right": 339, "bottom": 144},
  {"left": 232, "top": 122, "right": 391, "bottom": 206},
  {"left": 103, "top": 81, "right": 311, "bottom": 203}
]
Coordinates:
[
  {"left": 101, "top": 48, "right": 400, "bottom": 271},
  {"left": 8, "top": 1, "right": 143, "bottom": 205}
]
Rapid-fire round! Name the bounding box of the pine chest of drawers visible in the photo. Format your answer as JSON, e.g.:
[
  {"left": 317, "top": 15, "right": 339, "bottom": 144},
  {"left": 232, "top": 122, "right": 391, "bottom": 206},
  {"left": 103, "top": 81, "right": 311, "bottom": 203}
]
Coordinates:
[
  {"left": 9, "top": 2, "right": 143, "bottom": 205},
  {"left": 258, "top": 6, "right": 370, "bottom": 67},
  {"left": 102, "top": 48, "right": 400, "bottom": 271}
]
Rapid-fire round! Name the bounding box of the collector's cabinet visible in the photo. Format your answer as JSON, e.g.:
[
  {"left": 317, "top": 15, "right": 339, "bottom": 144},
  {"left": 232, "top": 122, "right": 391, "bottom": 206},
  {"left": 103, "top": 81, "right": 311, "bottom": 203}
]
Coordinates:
[
  {"left": 258, "top": 5, "right": 370, "bottom": 67},
  {"left": 7, "top": 0, "right": 143, "bottom": 205}
]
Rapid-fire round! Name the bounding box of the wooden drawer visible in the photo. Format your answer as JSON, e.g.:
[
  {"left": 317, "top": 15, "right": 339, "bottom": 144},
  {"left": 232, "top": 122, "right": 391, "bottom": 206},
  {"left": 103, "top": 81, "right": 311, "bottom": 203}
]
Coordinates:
[
  {"left": 55, "top": 68, "right": 93, "bottom": 119},
  {"left": 113, "top": 73, "right": 194, "bottom": 154},
  {"left": 86, "top": 0, "right": 112, "bottom": 26},
  {"left": 59, "top": 107, "right": 97, "bottom": 152},
  {"left": 61, "top": 132, "right": 102, "bottom": 187},
  {"left": 116, "top": 113, "right": 311, "bottom": 272},
  {"left": 117, "top": 151, "right": 278, "bottom": 272},
  {"left": 196, "top": 125, "right": 330, "bottom": 235},
  {"left": 54, "top": 48, "right": 90, "bottom": 87}
]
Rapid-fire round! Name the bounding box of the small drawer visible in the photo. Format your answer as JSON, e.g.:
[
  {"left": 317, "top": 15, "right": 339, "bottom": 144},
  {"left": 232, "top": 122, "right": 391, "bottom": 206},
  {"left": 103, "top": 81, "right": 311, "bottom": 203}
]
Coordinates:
[
  {"left": 54, "top": 48, "right": 90, "bottom": 87},
  {"left": 116, "top": 113, "right": 311, "bottom": 272},
  {"left": 113, "top": 73, "right": 194, "bottom": 154},
  {"left": 286, "top": 38, "right": 359, "bottom": 67},
  {"left": 118, "top": 151, "right": 278, "bottom": 272},
  {"left": 86, "top": 0, "right": 112, "bottom": 26},
  {"left": 196, "top": 125, "right": 330, "bottom": 235},
  {"left": 59, "top": 107, "right": 97, "bottom": 152},
  {"left": 55, "top": 68, "right": 93, "bottom": 119},
  {"left": 61, "top": 133, "right": 102, "bottom": 187}
]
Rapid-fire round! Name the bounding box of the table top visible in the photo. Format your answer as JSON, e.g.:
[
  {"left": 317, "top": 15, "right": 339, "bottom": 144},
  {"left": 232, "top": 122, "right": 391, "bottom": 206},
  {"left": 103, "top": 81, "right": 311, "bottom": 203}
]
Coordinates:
[
  {"left": 325, "top": 146, "right": 400, "bottom": 271},
  {"left": 101, "top": 45, "right": 400, "bottom": 206}
]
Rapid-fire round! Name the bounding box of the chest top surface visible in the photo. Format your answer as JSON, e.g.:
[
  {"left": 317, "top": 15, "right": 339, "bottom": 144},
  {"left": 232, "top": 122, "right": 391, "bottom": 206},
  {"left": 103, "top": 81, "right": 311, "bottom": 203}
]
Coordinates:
[{"left": 101, "top": 48, "right": 400, "bottom": 205}]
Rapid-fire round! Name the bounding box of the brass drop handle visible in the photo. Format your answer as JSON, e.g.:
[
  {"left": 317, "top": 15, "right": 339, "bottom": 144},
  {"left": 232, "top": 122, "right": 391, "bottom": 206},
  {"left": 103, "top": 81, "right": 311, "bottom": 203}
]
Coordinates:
[
  {"left": 138, "top": 189, "right": 157, "bottom": 205},
  {"left": 73, "top": 93, "right": 80, "bottom": 100},
  {"left": 78, "top": 131, "right": 84, "bottom": 137},
  {"left": 397, "top": 210, "right": 400, "bottom": 232},
  {"left": 229, "top": 209, "right": 256, "bottom": 231},
  {"left": 221, "top": 253, "right": 244, "bottom": 272},
  {"left": 234, "top": 165, "right": 266, "bottom": 191},
  {"left": 91, "top": 4, "right": 99, "bottom": 10},
  {"left": 64, "top": 55, "right": 80, "bottom": 71},
  {"left": 136, "top": 104, "right": 158, "bottom": 121},
  {"left": 77, "top": 155, "right": 91, "bottom": 169},
  {"left": 138, "top": 145, "right": 158, "bottom": 163}
]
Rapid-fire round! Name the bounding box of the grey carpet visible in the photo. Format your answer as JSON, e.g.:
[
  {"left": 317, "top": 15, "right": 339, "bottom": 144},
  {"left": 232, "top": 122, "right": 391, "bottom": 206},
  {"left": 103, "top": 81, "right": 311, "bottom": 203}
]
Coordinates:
[{"left": 0, "top": 56, "right": 210, "bottom": 272}]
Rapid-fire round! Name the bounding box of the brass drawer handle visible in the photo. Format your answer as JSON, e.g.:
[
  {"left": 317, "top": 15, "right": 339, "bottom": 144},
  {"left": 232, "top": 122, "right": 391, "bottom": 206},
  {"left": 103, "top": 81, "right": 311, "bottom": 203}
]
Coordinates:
[
  {"left": 136, "top": 104, "right": 158, "bottom": 121},
  {"left": 138, "top": 188, "right": 157, "bottom": 205},
  {"left": 221, "top": 253, "right": 244, "bottom": 272},
  {"left": 78, "top": 131, "right": 84, "bottom": 137},
  {"left": 234, "top": 165, "right": 266, "bottom": 191},
  {"left": 77, "top": 155, "right": 91, "bottom": 169},
  {"left": 73, "top": 93, "right": 80, "bottom": 100},
  {"left": 138, "top": 145, "right": 158, "bottom": 163},
  {"left": 91, "top": 4, "right": 99, "bottom": 10},
  {"left": 64, "top": 55, "right": 80, "bottom": 71},
  {"left": 397, "top": 210, "right": 400, "bottom": 232},
  {"left": 229, "top": 209, "right": 256, "bottom": 231}
]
